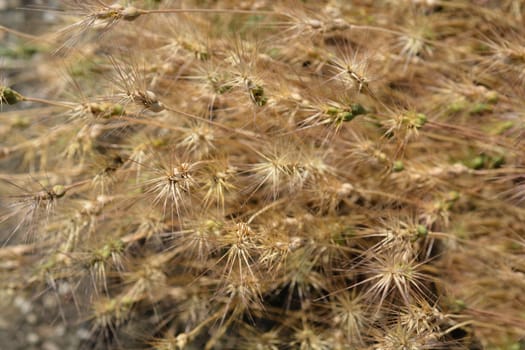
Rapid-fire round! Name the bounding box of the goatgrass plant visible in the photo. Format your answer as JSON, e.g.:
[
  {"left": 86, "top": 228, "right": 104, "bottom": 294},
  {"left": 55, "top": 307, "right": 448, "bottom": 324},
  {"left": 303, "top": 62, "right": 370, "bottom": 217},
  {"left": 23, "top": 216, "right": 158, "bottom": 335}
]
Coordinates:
[{"left": 1, "top": 0, "right": 525, "bottom": 348}]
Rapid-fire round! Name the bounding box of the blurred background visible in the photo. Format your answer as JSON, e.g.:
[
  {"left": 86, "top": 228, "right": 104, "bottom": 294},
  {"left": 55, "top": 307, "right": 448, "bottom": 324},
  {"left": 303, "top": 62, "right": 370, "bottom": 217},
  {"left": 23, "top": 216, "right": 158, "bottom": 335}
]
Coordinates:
[
  {"left": 1, "top": 2, "right": 88, "bottom": 350},
  {"left": 0, "top": 0, "right": 57, "bottom": 32}
]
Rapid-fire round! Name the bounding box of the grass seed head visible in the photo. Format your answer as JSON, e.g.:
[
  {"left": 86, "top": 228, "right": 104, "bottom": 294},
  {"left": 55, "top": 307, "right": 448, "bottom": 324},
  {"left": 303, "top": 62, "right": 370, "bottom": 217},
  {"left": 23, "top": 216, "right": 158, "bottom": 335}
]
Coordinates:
[{"left": 0, "top": 86, "right": 23, "bottom": 105}]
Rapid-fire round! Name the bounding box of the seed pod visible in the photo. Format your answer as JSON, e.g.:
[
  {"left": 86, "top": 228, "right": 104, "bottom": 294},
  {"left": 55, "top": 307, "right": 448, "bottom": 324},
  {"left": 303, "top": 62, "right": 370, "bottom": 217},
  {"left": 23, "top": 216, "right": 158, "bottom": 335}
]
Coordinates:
[
  {"left": 414, "top": 113, "right": 427, "bottom": 128},
  {"left": 330, "top": 18, "right": 350, "bottom": 31},
  {"left": 217, "top": 84, "right": 233, "bottom": 94},
  {"left": 132, "top": 90, "right": 165, "bottom": 112},
  {"left": 1, "top": 87, "right": 23, "bottom": 105},
  {"left": 469, "top": 103, "right": 492, "bottom": 114},
  {"left": 326, "top": 107, "right": 339, "bottom": 116},
  {"left": 485, "top": 90, "right": 499, "bottom": 104},
  {"left": 52, "top": 185, "right": 66, "bottom": 198},
  {"left": 341, "top": 111, "right": 355, "bottom": 122},
  {"left": 446, "top": 191, "right": 460, "bottom": 202},
  {"left": 111, "top": 103, "right": 124, "bottom": 116},
  {"left": 351, "top": 103, "right": 366, "bottom": 116},
  {"left": 89, "top": 102, "right": 125, "bottom": 118},
  {"left": 144, "top": 90, "right": 165, "bottom": 112},
  {"left": 416, "top": 225, "right": 428, "bottom": 237},
  {"left": 489, "top": 155, "right": 504, "bottom": 169},
  {"left": 411, "top": 224, "right": 428, "bottom": 242},
  {"left": 122, "top": 6, "right": 142, "bottom": 21},
  {"left": 393, "top": 160, "right": 404, "bottom": 172},
  {"left": 343, "top": 105, "right": 366, "bottom": 122},
  {"left": 247, "top": 82, "right": 267, "bottom": 106},
  {"left": 305, "top": 19, "right": 323, "bottom": 29},
  {"left": 466, "top": 154, "right": 486, "bottom": 170}
]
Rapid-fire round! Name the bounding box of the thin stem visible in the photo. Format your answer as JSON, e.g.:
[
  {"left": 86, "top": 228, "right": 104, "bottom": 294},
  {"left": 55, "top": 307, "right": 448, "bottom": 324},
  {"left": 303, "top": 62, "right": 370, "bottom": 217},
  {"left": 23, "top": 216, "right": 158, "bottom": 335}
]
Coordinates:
[
  {"left": 143, "top": 8, "right": 277, "bottom": 16},
  {"left": 163, "top": 105, "right": 264, "bottom": 140},
  {"left": 247, "top": 198, "right": 286, "bottom": 224},
  {"left": 21, "top": 96, "right": 73, "bottom": 108},
  {"left": 0, "top": 25, "right": 42, "bottom": 41}
]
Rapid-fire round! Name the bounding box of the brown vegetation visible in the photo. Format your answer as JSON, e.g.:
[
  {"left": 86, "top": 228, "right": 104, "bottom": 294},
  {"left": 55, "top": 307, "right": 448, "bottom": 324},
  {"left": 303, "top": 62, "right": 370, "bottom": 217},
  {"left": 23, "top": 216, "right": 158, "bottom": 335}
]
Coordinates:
[{"left": 1, "top": 0, "right": 525, "bottom": 349}]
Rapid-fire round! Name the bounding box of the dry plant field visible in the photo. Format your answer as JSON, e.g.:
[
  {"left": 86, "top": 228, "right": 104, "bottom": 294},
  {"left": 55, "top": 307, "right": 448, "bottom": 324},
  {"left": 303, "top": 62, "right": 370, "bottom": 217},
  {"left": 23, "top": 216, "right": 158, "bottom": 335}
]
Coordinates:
[{"left": 1, "top": 0, "right": 525, "bottom": 349}]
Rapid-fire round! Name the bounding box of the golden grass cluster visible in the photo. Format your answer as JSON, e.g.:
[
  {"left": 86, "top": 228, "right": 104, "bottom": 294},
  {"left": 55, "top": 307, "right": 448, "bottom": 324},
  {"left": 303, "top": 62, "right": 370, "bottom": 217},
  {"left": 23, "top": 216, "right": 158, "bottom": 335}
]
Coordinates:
[{"left": 1, "top": 0, "right": 525, "bottom": 349}]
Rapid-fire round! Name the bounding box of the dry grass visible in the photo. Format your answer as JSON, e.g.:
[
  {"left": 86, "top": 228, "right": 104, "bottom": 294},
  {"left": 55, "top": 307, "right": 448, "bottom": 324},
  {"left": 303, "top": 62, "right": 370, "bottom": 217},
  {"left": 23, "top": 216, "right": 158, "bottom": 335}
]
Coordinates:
[{"left": 1, "top": 0, "right": 525, "bottom": 349}]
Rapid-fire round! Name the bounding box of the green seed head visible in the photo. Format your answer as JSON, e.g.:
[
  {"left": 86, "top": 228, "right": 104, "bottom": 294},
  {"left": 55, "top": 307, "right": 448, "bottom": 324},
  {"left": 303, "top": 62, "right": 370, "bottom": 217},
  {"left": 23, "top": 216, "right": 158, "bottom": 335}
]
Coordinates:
[
  {"left": 393, "top": 160, "right": 404, "bottom": 172},
  {"left": 446, "top": 191, "right": 460, "bottom": 202},
  {"left": 448, "top": 100, "right": 466, "bottom": 113},
  {"left": 52, "top": 185, "right": 66, "bottom": 198},
  {"left": 121, "top": 296, "right": 135, "bottom": 306},
  {"left": 111, "top": 103, "right": 124, "bottom": 116},
  {"left": 151, "top": 138, "right": 167, "bottom": 148},
  {"left": 469, "top": 103, "right": 491, "bottom": 115},
  {"left": 1, "top": 87, "right": 23, "bottom": 105},
  {"left": 341, "top": 111, "right": 355, "bottom": 122},
  {"left": 485, "top": 90, "right": 499, "bottom": 104},
  {"left": 12, "top": 116, "right": 30, "bottom": 129},
  {"left": 196, "top": 51, "right": 209, "bottom": 61},
  {"left": 416, "top": 225, "right": 428, "bottom": 237},
  {"left": 217, "top": 84, "right": 233, "bottom": 94},
  {"left": 452, "top": 299, "right": 467, "bottom": 312},
  {"left": 98, "top": 240, "right": 123, "bottom": 260},
  {"left": 469, "top": 155, "right": 485, "bottom": 170},
  {"left": 490, "top": 155, "right": 504, "bottom": 169},
  {"left": 326, "top": 106, "right": 339, "bottom": 116},
  {"left": 350, "top": 103, "right": 366, "bottom": 116},
  {"left": 250, "top": 84, "right": 267, "bottom": 106},
  {"left": 415, "top": 113, "right": 427, "bottom": 128}
]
